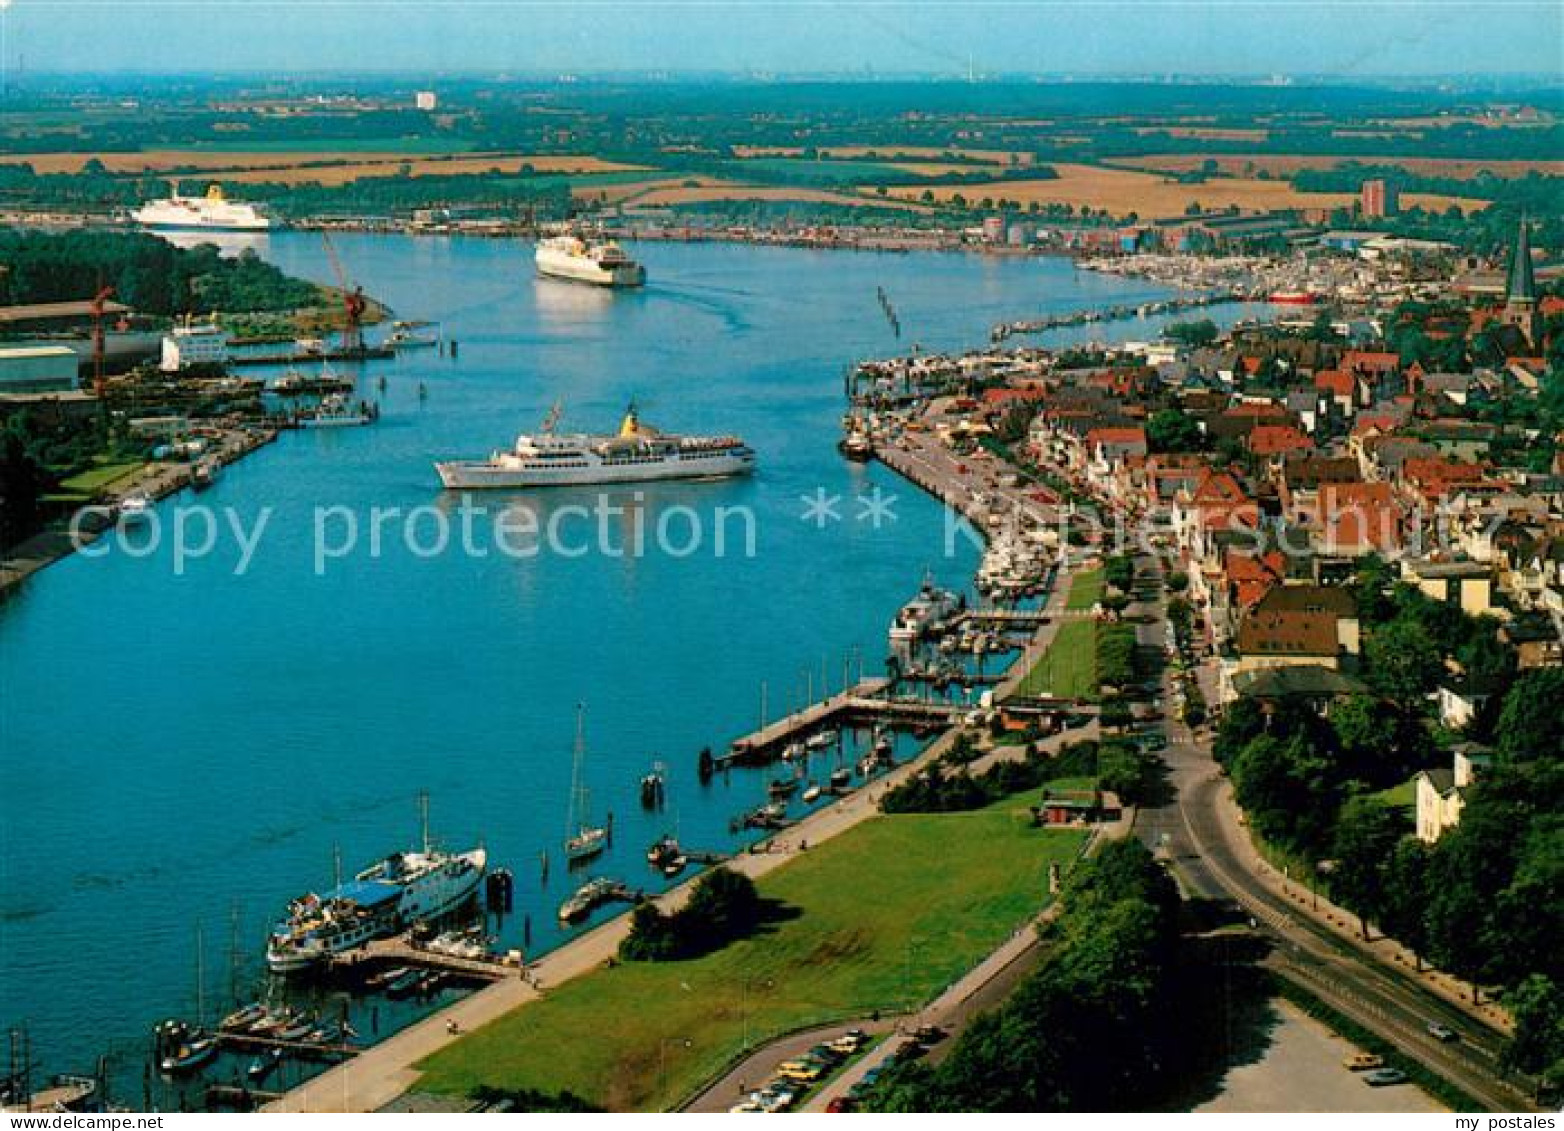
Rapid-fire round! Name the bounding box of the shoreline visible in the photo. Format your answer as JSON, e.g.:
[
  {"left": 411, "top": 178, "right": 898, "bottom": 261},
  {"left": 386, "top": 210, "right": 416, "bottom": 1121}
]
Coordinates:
[
  {"left": 0, "top": 423, "right": 277, "bottom": 599},
  {"left": 264, "top": 402, "right": 1073, "bottom": 1114}
]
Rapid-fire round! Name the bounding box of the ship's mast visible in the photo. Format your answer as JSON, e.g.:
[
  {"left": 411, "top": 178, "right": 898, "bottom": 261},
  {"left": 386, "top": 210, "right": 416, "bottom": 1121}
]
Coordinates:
[
  {"left": 419, "top": 790, "right": 431, "bottom": 855},
  {"left": 568, "top": 703, "right": 589, "bottom": 837}
]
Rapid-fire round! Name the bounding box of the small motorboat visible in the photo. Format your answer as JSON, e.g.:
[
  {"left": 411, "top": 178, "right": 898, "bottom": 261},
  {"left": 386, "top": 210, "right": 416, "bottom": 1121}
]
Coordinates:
[
  {"left": 385, "top": 969, "right": 424, "bottom": 999},
  {"left": 662, "top": 855, "right": 688, "bottom": 878},
  {"left": 767, "top": 777, "right": 799, "bottom": 799},
  {"left": 802, "top": 783, "right": 823, "bottom": 804},
  {"left": 159, "top": 1034, "right": 218, "bottom": 1076},
  {"left": 647, "top": 834, "right": 681, "bottom": 869},
  {"left": 219, "top": 1002, "right": 267, "bottom": 1033},
  {"left": 829, "top": 768, "right": 852, "bottom": 791},
  {"left": 248, "top": 1007, "right": 298, "bottom": 1037},
  {"left": 805, "top": 730, "right": 837, "bottom": 751},
  {"left": 276, "top": 1016, "right": 316, "bottom": 1043},
  {"left": 247, "top": 1048, "right": 284, "bottom": 1083},
  {"left": 118, "top": 494, "right": 153, "bottom": 525},
  {"left": 367, "top": 965, "right": 411, "bottom": 991},
  {"left": 782, "top": 741, "right": 807, "bottom": 762},
  {"left": 191, "top": 457, "right": 221, "bottom": 491}
]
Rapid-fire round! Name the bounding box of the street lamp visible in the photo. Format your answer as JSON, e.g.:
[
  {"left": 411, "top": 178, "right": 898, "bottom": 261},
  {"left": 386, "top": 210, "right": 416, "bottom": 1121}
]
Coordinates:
[{"left": 659, "top": 1035, "right": 692, "bottom": 1106}]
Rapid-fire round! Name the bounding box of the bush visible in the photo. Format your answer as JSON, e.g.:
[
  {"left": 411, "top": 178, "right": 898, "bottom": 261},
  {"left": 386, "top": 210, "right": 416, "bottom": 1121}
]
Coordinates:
[{"left": 618, "top": 867, "right": 762, "bottom": 962}]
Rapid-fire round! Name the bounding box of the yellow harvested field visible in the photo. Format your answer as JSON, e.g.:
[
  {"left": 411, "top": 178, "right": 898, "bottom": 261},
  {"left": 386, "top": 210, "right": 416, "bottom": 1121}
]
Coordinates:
[
  {"left": 628, "top": 182, "right": 925, "bottom": 210},
  {"left": 880, "top": 162, "right": 1481, "bottom": 218},
  {"left": 0, "top": 151, "right": 643, "bottom": 180},
  {"left": 570, "top": 175, "right": 725, "bottom": 203},
  {"left": 1110, "top": 153, "right": 1564, "bottom": 181}
]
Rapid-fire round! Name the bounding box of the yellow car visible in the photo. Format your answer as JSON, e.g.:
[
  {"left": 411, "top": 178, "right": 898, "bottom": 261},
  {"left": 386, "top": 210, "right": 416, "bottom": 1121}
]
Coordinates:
[
  {"left": 776, "top": 1061, "right": 826, "bottom": 1083},
  {"left": 1343, "top": 1052, "right": 1385, "bottom": 1071}
]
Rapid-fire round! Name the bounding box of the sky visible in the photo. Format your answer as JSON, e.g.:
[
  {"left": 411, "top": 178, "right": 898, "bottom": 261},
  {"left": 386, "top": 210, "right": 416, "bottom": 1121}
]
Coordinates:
[{"left": 2, "top": 0, "right": 1561, "bottom": 78}]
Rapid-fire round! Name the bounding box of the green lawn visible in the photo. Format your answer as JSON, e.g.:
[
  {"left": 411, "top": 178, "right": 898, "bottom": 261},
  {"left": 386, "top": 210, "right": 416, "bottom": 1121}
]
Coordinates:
[
  {"left": 1373, "top": 778, "right": 1417, "bottom": 816},
  {"left": 56, "top": 459, "right": 145, "bottom": 497},
  {"left": 1013, "top": 619, "right": 1098, "bottom": 700},
  {"left": 1065, "top": 568, "right": 1105, "bottom": 610},
  {"left": 415, "top": 805, "right": 1088, "bottom": 1111}
]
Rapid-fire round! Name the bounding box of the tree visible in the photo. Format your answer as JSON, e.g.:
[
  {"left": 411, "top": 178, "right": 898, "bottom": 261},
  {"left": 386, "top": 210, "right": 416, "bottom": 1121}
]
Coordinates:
[
  {"left": 1495, "top": 668, "right": 1564, "bottom": 760},
  {"left": 1364, "top": 619, "right": 1442, "bottom": 709},
  {"left": 1145, "top": 408, "right": 1205, "bottom": 454},
  {"left": 619, "top": 901, "right": 680, "bottom": 961},
  {"left": 1330, "top": 797, "right": 1408, "bottom": 938},
  {"left": 0, "top": 416, "right": 48, "bottom": 549},
  {"left": 1503, "top": 974, "right": 1564, "bottom": 1093},
  {"left": 679, "top": 866, "right": 761, "bottom": 953},
  {"left": 1381, "top": 837, "right": 1432, "bottom": 970},
  {"left": 1231, "top": 733, "right": 1339, "bottom": 854}
]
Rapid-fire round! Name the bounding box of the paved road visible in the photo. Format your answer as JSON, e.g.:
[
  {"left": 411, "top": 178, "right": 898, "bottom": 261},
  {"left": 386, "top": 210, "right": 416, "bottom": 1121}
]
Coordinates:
[{"left": 1128, "top": 554, "right": 1536, "bottom": 1113}]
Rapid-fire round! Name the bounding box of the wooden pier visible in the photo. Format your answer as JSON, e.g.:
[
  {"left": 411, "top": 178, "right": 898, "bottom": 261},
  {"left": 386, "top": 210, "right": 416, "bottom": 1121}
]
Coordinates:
[
  {"left": 216, "top": 1031, "right": 360, "bottom": 1061},
  {"left": 326, "top": 937, "right": 520, "bottom": 983},
  {"left": 721, "top": 677, "right": 960, "bottom": 766}
]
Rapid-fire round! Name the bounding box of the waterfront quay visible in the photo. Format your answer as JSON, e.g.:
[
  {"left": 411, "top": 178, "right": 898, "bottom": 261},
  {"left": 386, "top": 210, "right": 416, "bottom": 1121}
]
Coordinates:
[{"left": 262, "top": 389, "right": 1076, "bottom": 1113}]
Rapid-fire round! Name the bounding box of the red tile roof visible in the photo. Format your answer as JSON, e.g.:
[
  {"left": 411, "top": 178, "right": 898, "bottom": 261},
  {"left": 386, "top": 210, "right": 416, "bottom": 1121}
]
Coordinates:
[{"left": 1248, "top": 424, "right": 1314, "bottom": 456}]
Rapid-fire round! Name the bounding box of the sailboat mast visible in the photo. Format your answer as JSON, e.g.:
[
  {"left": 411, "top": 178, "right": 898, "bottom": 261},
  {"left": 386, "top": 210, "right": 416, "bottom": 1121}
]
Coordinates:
[
  {"left": 194, "top": 923, "right": 205, "bottom": 1028},
  {"left": 419, "top": 790, "right": 431, "bottom": 854},
  {"left": 569, "top": 703, "right": 587, "bottom": 836}
]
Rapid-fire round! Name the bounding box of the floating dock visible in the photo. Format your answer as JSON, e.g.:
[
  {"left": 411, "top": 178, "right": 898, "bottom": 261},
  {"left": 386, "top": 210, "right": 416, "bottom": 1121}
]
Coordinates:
[
  {"left": 721, "top": 677, "right": 959, "bottom": 766},
  {"left": 326, "top": 937, "right": 519, "bottom": 983}
]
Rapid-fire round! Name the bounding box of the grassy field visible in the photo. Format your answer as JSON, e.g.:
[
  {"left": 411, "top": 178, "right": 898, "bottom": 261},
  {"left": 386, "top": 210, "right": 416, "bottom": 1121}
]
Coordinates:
[
  {"left": 1065, "top": 568, "right": 1105, "bottom": 611},
  {"left": 414, "top": 806, "right": 1088, "bottom": 1110},
  {"left": 1014, "top": 619, "right": 1098, "bottom": 700},
  {"left": 734, "top": 156, "right": 921, "bottom": 184},
  {"left": 56, "top": 459, "right": 145, "bottom": 498},
  {"left": 627, "top": 182, "right": 925, "bottom": 211},
  {"left": 881, "top": 161, "right": 1481, "bottom": 219}
]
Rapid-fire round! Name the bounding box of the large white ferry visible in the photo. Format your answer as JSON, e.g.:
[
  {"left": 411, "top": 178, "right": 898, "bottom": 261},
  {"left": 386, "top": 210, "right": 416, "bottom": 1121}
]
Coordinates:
[
  {"left": 132, "top": 185, "right": 271, "bottom": 232},
  {"left": 435, "top": 404, "right": 755, "bottom": 490},
  {"left": 265, "top": 804, "right": 486, "bottom": 973},
  {"left": 534, "top": 233, "right": 645, "bottom": 287}
]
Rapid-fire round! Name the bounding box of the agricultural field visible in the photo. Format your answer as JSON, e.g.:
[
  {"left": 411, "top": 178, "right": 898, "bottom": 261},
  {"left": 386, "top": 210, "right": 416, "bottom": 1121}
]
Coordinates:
[
  {"left": 1107, "top": 154, "right": 1564, "bottom": 181},
  {"left": 625, "top": 182, "right": 925, "bottom": 210},
  {"left": 882, "top": 162, "right": 1481, "bottom": 219},
  {"left": 0, "top": 150, "right": 644, "bottom": 182},
  {"left": 414, "top": 806, "right": 1088, "bottom": 1110}
]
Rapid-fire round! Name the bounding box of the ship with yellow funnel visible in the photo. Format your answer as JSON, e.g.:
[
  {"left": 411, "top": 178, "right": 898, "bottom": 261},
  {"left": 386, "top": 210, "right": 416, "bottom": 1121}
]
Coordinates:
[
  {"left": 132, "top": 184, "right": 272, "bottom": 232},
  {"left": 434, "top": 403, "right": 755, "bottom": 489}
]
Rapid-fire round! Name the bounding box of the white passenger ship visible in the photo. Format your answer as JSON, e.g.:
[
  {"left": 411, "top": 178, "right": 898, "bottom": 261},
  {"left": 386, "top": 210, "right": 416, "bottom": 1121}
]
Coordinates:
[
  {"left": 435, "top": 404, "right": 755, "bottom": 489},
  {"left": 265, "top": 803, "right": 486, "bottom": 973},
  {"left": 534, "top": 234, "right": 645, "bottom": 287},
  {"left": 132, "top": 185, "right": 272, "bottom": 232}
]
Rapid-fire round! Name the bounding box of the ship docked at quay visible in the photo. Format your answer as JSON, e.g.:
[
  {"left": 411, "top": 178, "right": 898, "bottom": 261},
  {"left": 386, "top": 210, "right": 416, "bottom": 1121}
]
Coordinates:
[
  {"left": 435, "top": 404, "right": 755, "bottom": 489},
  {"left": 131, "top": 185, "right": 272, "bottom": 232},
  {"left": 534, "top": 233, "right": 646, "bottom": 287},
  {"left": 265, "top": 804, "right": 486, "bottom": 974}
]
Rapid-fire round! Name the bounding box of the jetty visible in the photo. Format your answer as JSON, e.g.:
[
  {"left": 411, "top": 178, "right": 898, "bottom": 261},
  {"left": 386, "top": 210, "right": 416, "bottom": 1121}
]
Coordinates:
[
  {"left": 326, "top": 937, "right": 519, "bottom": 983},
  {"left": 721, "top": 677, "right": 960, "bottom": 766}
]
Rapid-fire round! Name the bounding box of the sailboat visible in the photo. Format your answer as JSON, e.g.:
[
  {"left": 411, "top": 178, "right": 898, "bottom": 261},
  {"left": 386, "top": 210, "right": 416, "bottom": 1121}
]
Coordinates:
[
  {"left": 159, "top": 926, "right": 219, "bottom": 1075},
  {"left": 564, "top": 704, "right": 608, "bottom": 863}
]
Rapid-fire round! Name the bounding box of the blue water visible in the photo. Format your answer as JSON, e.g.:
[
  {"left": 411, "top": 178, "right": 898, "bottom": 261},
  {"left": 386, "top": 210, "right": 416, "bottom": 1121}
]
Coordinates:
[{"left": 0, "top": 235, "right": 1227, "bottom": 1094}]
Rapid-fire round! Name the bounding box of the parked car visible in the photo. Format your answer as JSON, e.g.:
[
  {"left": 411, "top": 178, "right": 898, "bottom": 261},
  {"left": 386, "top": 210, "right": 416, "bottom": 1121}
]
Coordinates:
[
  {"left": 1343, "top": 1053, "right": 1385, "bottom": 1071},
  {"left": 1363, "top": 1068, "right": 1409, "bottom": 1087},
  {"left": 825, "top": 1097, "right": 856, "bottom": 1113},
  {"left": 912, "top": 1024, "right": 947, "bottom": 1044},
  {"left": 1426, "top": 1023, "right": 1458, "bottom": 1043},
  {"left": 776, "top": 1060, "right": 825, "bottom": 1083}
]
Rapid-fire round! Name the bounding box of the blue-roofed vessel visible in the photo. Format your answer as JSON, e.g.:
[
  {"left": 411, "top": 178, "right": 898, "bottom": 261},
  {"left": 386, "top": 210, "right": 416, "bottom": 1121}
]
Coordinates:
[{"left": 265, "top": 798, "right": 486, "bottom": 974}]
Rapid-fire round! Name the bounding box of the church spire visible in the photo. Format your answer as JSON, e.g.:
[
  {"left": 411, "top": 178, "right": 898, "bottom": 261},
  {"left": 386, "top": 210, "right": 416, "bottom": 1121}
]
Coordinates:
[{"left": 1505, "top": 217, "right": 1537, "bottom": 305}]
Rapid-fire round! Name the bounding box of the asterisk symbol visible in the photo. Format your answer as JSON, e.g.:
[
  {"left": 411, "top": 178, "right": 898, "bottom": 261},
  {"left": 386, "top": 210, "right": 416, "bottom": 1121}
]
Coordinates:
[
  {"left": 799, "top": 487, "right": 842, "bottom": 528},
  {"left": 856, "top": 486, "right": 899, "bottom": 529}
]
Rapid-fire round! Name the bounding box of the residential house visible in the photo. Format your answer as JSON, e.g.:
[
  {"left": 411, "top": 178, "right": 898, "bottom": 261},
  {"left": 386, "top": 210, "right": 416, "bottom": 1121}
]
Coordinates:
[{"left": 1415, "top": 744, "right": 1491, "bottom": 844}]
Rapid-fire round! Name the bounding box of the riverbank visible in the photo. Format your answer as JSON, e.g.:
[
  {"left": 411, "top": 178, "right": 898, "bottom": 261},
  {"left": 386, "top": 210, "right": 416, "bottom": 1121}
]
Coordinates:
[{"left": 0, "top": 423, "right": 276, "bottom": 599}]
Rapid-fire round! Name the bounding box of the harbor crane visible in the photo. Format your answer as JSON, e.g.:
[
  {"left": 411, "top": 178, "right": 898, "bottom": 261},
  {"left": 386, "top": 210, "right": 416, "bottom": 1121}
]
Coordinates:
[
  {"left": 320, "top": 231, "right": 366, "bottom": 355},
  {"left": 88, "top": 283, "right": 115, "bottom": 395}
]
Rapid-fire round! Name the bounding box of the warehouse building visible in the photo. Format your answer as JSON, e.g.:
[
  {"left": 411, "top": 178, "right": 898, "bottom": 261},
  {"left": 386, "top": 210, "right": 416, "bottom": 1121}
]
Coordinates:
[{"left": 0, "top": 345, "right": 80, "bottom": 394}]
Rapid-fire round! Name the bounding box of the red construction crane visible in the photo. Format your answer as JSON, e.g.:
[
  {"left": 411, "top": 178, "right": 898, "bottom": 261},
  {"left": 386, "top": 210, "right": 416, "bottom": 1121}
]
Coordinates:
[
  {"left": 320, "top": 231, "right": 366, "bottom": 355},
  {"left": 88, "top": 284, "right": 115, "bottom": 396}
]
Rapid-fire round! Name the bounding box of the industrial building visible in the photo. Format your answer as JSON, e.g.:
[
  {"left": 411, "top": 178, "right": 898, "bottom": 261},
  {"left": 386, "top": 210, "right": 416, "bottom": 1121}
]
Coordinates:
[
  {"left": 160, "top": 322, "right": 230, "bottom": 372},
  {"left": 0, "top": 345, "right": 80, "bottom": 394}
]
